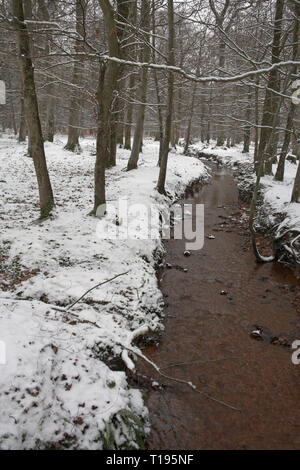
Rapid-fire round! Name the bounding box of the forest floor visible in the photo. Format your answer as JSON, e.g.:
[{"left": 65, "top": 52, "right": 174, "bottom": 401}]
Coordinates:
[{"left": 0, "top": 135, "right": 208, "bottom": 449}]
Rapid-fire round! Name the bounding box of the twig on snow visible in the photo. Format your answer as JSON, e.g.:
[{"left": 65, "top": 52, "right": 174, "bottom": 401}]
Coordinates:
[{"left": 51, "top": 270, "right": 130, "bottom": 312}]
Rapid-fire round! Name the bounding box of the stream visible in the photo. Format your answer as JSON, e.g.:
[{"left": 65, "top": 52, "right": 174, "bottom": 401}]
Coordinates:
[{"left": 139, "top": 162, "right": 300, "bottom": 450}]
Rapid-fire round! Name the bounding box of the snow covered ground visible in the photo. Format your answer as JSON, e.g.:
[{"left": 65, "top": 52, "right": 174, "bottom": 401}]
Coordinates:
[
  {"left": 193, "top": 141, "right": 300, "bottom": 236},
  {"left": 0, "top": 135, "right": 208, "bottom": 449}
]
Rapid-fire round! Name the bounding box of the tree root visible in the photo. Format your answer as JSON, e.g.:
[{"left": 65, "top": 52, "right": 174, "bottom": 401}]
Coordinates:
[
  {"left": 251, "top": 233, "right": 275, "bottom": 263},
  {"left": 274, "top": 229, "right": 300, "bottom": 265}
]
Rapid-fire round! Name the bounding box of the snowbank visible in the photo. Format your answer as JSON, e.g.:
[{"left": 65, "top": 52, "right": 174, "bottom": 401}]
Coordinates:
[{"left": 0, "top": 135, "right": 208, "bottom": 449}]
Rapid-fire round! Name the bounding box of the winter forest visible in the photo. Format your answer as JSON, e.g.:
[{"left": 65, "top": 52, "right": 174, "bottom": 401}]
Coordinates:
[{"left": 1, "top": 0, "right": 300, "bottom": 452}]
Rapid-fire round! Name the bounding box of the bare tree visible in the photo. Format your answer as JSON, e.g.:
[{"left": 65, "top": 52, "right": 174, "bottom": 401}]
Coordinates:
[
  {"left": 275, "top": 0, "right": 300, "bottom": 181},
  {"left": 126, "top": 0, "right": 150, "bottom": 171},
  {"left": 93, "top": 0, "right": 119, "bottom": 213},
  {"left": 12, "top": 0, "right": 54, "bottom": 219},
  {"left": 257, "top": 0, "right": 285, "bottom": 175},
  {"left": 157, "top": 0, "right": 175, "bottom": 194},
  {"left": 65, "top": 0, "right": 86, "bottom": 151}
]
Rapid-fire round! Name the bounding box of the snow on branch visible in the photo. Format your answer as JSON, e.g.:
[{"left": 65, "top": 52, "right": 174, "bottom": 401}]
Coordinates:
[{"left": 89, "top": 55, "right": 300, "bottom": 84}]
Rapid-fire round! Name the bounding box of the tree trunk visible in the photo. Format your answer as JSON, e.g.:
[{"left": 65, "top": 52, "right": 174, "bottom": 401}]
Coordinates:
[
  {"left": 254, "top": 76, "right": 260, "bottom": 167},
  {"left": 200, "top": 83, "right": 206, "bottom": 143},
  {"left": 7, "top": 72, "right": 17, "bottom": 135},
  {"left": 154, "top": 65, "right": 164, "bottom": 165},
  {"left": 116, "top": 105, "right": 124, "bottom": 147},
  {"left": 108, "top": 120, "right": 117, "bottom": 167},
  {"left": 38, "top": 0, "right": 56, "bottom": 143},
  {"left": 243, "top": 86, "right": 251, "bottom": 153},
  {"left": 108, "top": 0, "right": 131, "bottom": 157},
  {"left": 12, "top": 0, "right": 54, "bottom": 218},
  {"left": 184, "top": 57, "right": 200, "bottom": 155},
  {"left": 275, "top": 105, "right": 294, "bottom": 181},
  {"left": 19, "top": 81, "right": 27, "bottom": 142},
  {"left": 123, "top": 1, "right": 137, "bottom": 151},
  {"left": 216, "top": 40, "right": 226, "bottom": 146},
  {"left": 65, "top": 0, "right": 85, "bottom": 151},
  {"left": 257, "top": 0, "right": 284, "bottom": 175},
  {"left": 275, "top": 0, "right": 299, "bottom": 180},
  {"left": 45, "top": 90, "right": 55, "bottom": 142},
  {"left": 151, "top": 0, "right": 164, "bottom": 165},
  {"left": 264, "top": 115, "right": 280, "bottom": 175},
  {"left": 157, "top": 0, "right": 174, "bottom": 194},
  {"left": 291, "top": 161, "right": 300, "bottom": 202},
  {"left": 184, "top": 82, "right": 197, "bottom": 155},
  {"left": 124, "top": 71, "right": 135, "bottom": 150},
  {"left": 206, "top": 86, "right": 213, "bottom": 143},
  {"left": 126, "top": 0, "right": 150, "bottom": 171},
  {"left": 93, "top": 0, "right": 119, "bottom": 213}
]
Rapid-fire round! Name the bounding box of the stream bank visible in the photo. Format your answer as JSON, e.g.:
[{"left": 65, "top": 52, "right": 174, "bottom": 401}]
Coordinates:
[{"left": 193, "top": 147, "right": 300, "bottom": 266}]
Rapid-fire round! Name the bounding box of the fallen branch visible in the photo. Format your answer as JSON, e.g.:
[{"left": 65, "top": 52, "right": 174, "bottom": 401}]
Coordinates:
[
  {"left": 275, "top": 228, "right": 300, "bottom": 241},
  {"left": 51, "top": 271, "right": 130, "bottom": 312},
  {"left": 119, "top": 342, "right": 241, "bottom": 412}
]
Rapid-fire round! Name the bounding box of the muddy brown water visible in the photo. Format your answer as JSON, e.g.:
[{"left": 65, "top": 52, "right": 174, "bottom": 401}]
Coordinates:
[{"left": 139, "top": 164, "right": 300, "bottom": 450}]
